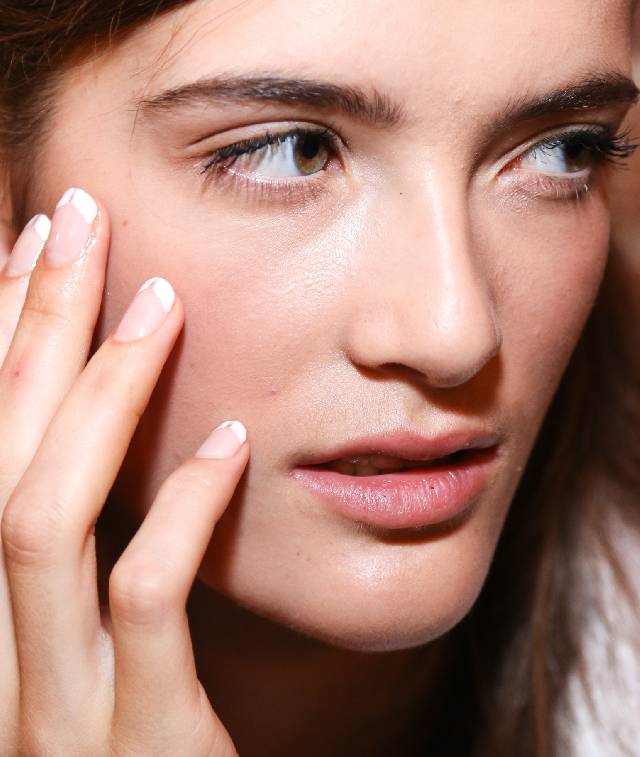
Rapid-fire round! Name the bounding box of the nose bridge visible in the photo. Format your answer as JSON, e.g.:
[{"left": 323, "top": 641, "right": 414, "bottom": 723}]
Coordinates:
[{"left": 345, "top": 169, "right": 501, "bottom": 388}]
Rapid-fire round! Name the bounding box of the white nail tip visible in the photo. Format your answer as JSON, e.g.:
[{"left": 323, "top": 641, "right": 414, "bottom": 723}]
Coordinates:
[
  {"left": 138, "top": 276, "right": 175, "bottom": 314},
  {"left": 56, "top": 188, "right": 98, "bottom": 225},
  {"left": 56, "top": 188, "right": 74, "bottom": 208},
  {"left": 216, "top": 420, "right": 247, "bottom": 444},
  {"left": 31, "top": 214, "right": 52, "bottom": 242}
]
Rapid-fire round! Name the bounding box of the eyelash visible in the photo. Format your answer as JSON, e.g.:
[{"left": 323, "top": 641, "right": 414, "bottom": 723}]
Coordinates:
[
  {"left": 506, "top": 126, "right": 637, "bottom": 200},
  {"left": 200, "top": 126, "right": 337, "bottom": 168},
  {"left": 198, "top": 124, "right": 637, "bottom": 203},
  {"left": 198, "top": 126, "right": 339, "bottom": 202}
]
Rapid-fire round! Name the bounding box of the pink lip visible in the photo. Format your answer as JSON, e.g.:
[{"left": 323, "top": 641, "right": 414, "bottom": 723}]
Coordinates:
[{"left": 290, "top": 430, "right": 500, "bottom": 530}]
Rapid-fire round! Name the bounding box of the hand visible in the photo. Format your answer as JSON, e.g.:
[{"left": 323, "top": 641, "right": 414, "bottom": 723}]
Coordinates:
[{"left": 0, "top": 189, "right": 247, "bottom": 756}]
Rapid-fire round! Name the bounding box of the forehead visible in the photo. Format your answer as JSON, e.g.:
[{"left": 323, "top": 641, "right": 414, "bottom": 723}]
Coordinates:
[{"left": 112, "top": 0, "right": 632, "bottom": 108}]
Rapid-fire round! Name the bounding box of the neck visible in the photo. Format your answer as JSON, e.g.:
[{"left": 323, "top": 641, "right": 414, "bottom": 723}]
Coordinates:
[{"left": 187, "top": 581, "right": 446, "bottom": 757}]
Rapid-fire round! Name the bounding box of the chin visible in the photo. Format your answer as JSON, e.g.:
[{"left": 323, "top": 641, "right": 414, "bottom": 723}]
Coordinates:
[{"left": 206, "top": 549, "right": 491, "bottom": 653}]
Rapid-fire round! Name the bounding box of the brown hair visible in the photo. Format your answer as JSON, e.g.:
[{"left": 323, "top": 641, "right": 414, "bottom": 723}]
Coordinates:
[{"left": 2, "top": 3, "right": 639, "bottom": 755}]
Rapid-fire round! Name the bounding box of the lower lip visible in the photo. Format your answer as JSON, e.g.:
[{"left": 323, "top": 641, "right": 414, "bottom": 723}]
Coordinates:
[{"left": 290, "top": 449, "right": 498, "bottom": 529}]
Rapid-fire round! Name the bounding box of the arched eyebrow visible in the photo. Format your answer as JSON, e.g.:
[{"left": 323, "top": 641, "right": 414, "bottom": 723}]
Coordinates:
[
  {"left": 493, "top": 72, "right": 639, "bottom": 130},
  {"left": 138, "top": 75, "right": 405, "bottom": 127},
  {"left": 137, "top": 71, "right": 639, "bottom": 129}
]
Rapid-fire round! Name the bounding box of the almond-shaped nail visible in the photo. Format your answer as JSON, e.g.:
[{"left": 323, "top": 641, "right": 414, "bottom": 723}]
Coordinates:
[
  {"left": 46, "top": 187, "right": 98, "bottom": 268},
  {"left": 4, "top": 215, "right": 51, "bottom": 278},
  {"left": 196, "top": 421, "right": 247, "bottom": 459},
  {"left": 113, "top": 277, "right": 175, "bottom": 342}
]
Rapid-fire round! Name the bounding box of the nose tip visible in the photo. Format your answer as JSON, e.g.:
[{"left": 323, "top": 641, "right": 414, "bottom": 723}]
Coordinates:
[
  {"left": 425, "top": 286, "right": 503, "bottom": 387},
  {"left": 421, "top": 308, "right": 502, "bottom": 388},
  {"left": 343, "top": 191, "right": 502, "bottom": 390},
  {"left": 349, "top": 289, "right": 502, "bottom": 390}
]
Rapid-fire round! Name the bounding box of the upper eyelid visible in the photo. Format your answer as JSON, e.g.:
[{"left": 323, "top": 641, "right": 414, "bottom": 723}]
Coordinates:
[
  {"left": 199, "top": 124, "right": 342, "bottom": 174},
  {"left": 190, "top": 119, "right": 346, "bottom": 151},
  {"left": 494, "top": 124, "right": 615, "bottom": 174}
]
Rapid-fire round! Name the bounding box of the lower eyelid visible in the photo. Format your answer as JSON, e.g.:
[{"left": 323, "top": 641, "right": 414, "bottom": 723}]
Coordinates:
[{"left": 499, "top": 169, "right": 596, "bottom": 202}]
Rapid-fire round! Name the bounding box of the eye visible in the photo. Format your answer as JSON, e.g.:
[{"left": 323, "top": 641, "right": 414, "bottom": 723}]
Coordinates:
[
  {"left": 521, "top": 137, "right": 592, "bottom": 174},
  {"left": 200, "top": 127, "right": 336, "bottom": 181},
  {"left": 515, "top": 128, "right": 636, "bottom": 177},
  {"left": 502, "top": 127, "right": 637, "bottom": 201}
]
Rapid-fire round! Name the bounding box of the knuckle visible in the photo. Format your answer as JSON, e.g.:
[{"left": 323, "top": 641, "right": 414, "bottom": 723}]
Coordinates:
[
  {"left": 109, "top": 561, "right": 176, "bottom": 627},
  {"left": 1, "top": 489, "right": 65, "bottom": 567},
  {"left": 18, "top": 720, "right": 65, "bottom": 757},
  {"left": 88, "top": 355, "right": 146, "bottom": 425},
  {"left": 21, "top": 289, "right": 72, "bottom": 334}
]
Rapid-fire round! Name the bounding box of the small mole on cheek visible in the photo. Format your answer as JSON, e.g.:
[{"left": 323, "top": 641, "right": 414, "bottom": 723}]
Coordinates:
[{"left": 122, "top": 219, "right": 128, "bottom": 227}]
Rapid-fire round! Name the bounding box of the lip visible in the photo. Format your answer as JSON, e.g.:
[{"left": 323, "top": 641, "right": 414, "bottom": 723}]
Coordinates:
[{"left": 290, "top": 430, "right": 501, "bottom": 530}]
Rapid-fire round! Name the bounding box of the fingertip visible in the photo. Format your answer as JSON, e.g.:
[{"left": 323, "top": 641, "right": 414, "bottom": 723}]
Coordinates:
[{"left": 195, "top": 420, "right": 248, "bottom": 460}]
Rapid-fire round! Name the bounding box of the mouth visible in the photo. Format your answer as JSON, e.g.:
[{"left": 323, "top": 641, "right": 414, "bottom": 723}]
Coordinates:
[
  {"left": 315, "top": 448, "right": 480, "bottom": 477},
  {"left": 290, "top": 430, "right": 501, "bottom": 530}
]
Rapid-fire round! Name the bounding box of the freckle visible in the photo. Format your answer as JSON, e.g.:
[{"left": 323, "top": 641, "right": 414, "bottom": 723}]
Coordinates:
[{"left": 122, "top": 219, "right": 128, "bottom": 227}]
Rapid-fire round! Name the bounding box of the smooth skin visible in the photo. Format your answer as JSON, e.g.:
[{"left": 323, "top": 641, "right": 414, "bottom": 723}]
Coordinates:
[
  {"left": 0, "top": 0, "right": 637, "bottom": 754},
  {"left": 0, "top": 200, "right": 244, "bottom": 752}
]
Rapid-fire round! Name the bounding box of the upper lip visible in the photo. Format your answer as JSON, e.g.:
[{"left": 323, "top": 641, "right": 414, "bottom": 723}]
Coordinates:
[{"left": 294, "top": 429, "right": 502, "bottom": 467}]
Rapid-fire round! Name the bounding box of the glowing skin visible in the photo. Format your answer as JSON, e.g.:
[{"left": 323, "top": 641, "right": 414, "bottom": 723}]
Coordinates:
[{"left": 15, "top": 0, "right": 635, "bottom": 752}]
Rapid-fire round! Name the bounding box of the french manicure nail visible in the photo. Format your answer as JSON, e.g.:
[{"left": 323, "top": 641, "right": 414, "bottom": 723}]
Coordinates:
[
  {"left": 45, "top": 187, "right": 98, "bottom": 268},
  {"left": 4, "top": 214, "right": 51, "bottom": 278},
  {"left": 196, "top": 421, "right": 247, "bottom": 459},
  {"left": 113, "top": 277, "right": 175, "bottom": 342}
]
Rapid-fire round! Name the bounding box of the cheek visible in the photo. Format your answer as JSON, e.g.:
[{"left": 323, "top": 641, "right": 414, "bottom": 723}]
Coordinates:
[
  {"left": 487, "top": 198, "right": 609, "bottom": 434},
  {"left": 98, "top": 196, "right": 366, "bottom": 508}
]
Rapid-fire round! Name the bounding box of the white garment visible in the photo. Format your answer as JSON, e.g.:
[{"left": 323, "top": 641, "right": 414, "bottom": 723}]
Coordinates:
[{"left": 558, "top": 516, "right": 640, "bottom": 756}]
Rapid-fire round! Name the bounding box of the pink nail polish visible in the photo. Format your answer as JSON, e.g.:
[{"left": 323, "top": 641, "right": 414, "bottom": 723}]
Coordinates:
[
  {"left": 113, "top": 277, "right": 175, "bottom": 342},
  {"left": 4, "top": 215, "right": 51, "bottom": 277},
  {"left": 46, "top": 188, "right": 98, "bottom": 268},
  {"left": 196, "top": 421, "right": 247, "bottom": 459}
]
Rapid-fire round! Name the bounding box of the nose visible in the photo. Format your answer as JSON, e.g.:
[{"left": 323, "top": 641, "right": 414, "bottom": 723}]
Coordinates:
[{"left": 343, "top": 179, "right": 502, "bottom": 389}]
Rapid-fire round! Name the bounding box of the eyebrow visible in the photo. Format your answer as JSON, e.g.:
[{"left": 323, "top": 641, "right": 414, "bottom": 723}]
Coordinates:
[
  {"left": 494, "top": 72, "right": 639, "bottom": 130},
  {"left": 138, "top": 75, "right": 405, "bottom": 127},
  {"left": 138, "top": 71, "right": 639, "bottom": 130}
]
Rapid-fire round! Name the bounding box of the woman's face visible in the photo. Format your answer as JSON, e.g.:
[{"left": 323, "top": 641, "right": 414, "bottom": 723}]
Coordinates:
[{"left": 26, "top": 0, "right": 634, "bottom": 651}]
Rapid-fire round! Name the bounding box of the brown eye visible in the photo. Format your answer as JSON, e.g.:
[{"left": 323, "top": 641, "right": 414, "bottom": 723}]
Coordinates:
[
  {"left": 206, "top": 128, "right": 336, "bottom": 180},
  {"left": 294, "top": 133, "right": 330, "bottom": 175}
]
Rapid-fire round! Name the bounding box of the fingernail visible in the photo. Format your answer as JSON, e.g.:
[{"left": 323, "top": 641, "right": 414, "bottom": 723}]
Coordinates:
[
  {"left": 4, "top": 215, "right": 51, "bottom": 277},
  {"left": 45, "top": 188, "right": 98, "bottom": 268},
  {"left": 196, "top": 421, "right": 247, "bottom": 459},
  {"left": 113, "top": 277, "right": 175, "bottom": 342}
]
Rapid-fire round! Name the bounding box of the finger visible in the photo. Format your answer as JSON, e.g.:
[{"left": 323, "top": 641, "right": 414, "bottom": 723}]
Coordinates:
[
  {"left": 0, "top": 189, "right": 110, "bottom": 496},
  {"left": 0, "top": 215, "right": 50, "bottom": 362},
  {"left": 0, "top": 215, "right": 15, "bottom": 270},
  {"left": 0, "top": 215, "right": 50, "bottom": 752},
  {"left": 1, "top": 277, "right": 183, "bottom": 728},
  {"left": 109, "top": 423, "right": 248, "bottom": 753}
]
